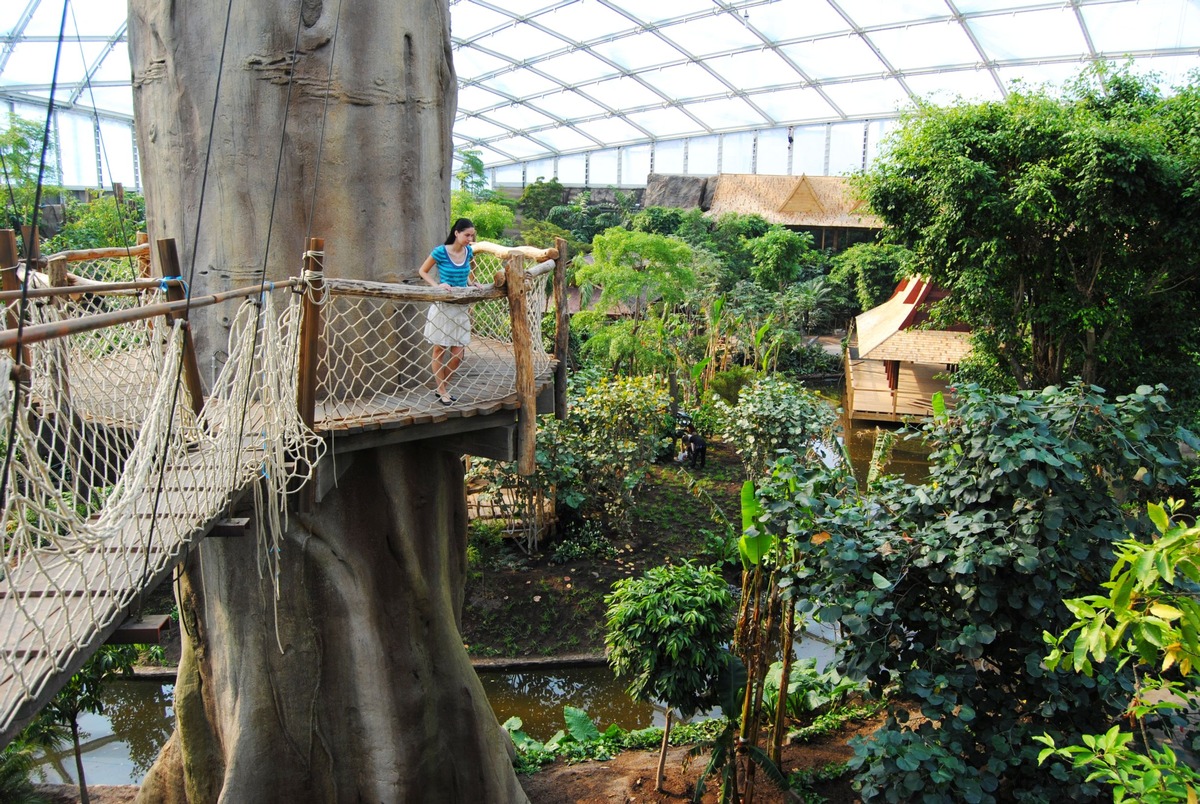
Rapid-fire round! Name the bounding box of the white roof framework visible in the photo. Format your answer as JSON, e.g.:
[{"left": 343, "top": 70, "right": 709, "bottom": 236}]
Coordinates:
[{"left": 2, "top": 0, "right": 1199, "bottom": 179}]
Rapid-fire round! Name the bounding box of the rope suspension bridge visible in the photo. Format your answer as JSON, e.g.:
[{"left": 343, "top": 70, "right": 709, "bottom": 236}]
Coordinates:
[{"left": 0, "top": 229, "right": 566, "bottom": 746}]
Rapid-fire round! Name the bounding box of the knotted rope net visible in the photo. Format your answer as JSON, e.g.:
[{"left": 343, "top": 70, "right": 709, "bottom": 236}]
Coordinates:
[{"left": 0, "top": 281, "right": 323, "bottom": 739}]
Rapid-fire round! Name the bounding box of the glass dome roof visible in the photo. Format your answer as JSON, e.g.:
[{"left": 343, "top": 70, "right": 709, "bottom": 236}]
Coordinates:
[{"left": 2, "top": 0, "right": 1199, "bottom": 183}]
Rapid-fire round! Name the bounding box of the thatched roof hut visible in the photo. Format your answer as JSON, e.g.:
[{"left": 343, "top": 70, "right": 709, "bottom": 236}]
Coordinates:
[{"left": 705, "top": 174, "right": 881, "bottom": 229}]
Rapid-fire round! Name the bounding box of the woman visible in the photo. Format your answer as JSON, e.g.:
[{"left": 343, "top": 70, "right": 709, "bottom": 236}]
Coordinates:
[{"left": 419, "top": 217, "right": 480, "bottom": 404}]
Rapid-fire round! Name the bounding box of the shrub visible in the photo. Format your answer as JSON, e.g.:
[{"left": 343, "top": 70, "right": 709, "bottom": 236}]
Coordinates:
[{"left": 717, "top": 375, "right": 837, "bottom": 480}]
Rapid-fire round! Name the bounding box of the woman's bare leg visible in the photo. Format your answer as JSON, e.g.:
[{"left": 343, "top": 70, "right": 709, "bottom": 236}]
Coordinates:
[{"left": 432, "top": 345, "right": 450, "bottom": 397}]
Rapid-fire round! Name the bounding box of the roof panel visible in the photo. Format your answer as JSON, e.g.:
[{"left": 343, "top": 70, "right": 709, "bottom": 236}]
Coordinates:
[
  {"left": 479, "top": 69, "right": 561, "bottom": 97},
  {"left": 780, "top": 35, "right": 888, "bottom": 80},
  {"left": 486, "top": 134, "right": 555, "bottom": 159},
  {"left": 453, "top": 116, "right": 511, "bottom": 139},
  {"left": 582, "top": 76, "right": 666, "bottom": 110},
  {"left": 750, "top": 86, "right": 839, "bottom": 122},
  {"left": 713, "top": 49, "right": 806, "bottom": 91},
  {"left": 832, "top": 0, "right": 950, "bottom": 28},
  {"left": 1082, "top": 0, "right": 1200, "bottom": 53},
  {"left": 527, "top": 125, "right": 598, "bottom": 151},
  {"left": 525, "top": 89, "right": 609, "bottom": 119},
  {"left": 533, "top": 49, "right": 617, "bottom": 83},
  {"left": 820, "top": 78, "right": 914, "bottom": 117},
  {"left": 683, "top": 96, "right": 768, "bottom": 130},
  {"left": 601, "top": 0, "right": 713, "bottom": 24},
  {"left": 2, "top": 42, "right": 95, "bottom": 86},
  {"left": 967, "top": 8, "right": 1089, "bottom": 60},
  {"left": 571, "top": 115, "right": 647, "bottom": 145},
  {"left": 480, "top": 102, "right": 557, "bottom": 131},
  {"left": 868, "top": 20, "right": 981, "bottom": 71},
  {"left": 743, "top": 0, "right": 849, "bottom": 41},
  {"left": 624, "top": 106, "right": 706, "bottom": 138},
  {"left": 452, "top": 46, "right": 511, "bottom": 76},
  {"left": 588, "top": 31, "right": 681, "bottom": 70},
  {"left": 457, "top": 85, "right": 511, "bottom": 112},
  {"left": 657, "top": 14, "right": 762, "bottom": 57},
  {"left": 77, "top": 85, "right": 133, "bottom": 117},
  {"left": 638, "top": 63, "right": 729, "bottom": 100},
  {"left": 537, "top": 3, "right": 635, "bottom": 40},
  {"left": 904, "top": 70, "right": 1003, "bottom": 103},
  {"left": 472, "top": 21, "right": 566, "bottom": 60},
  {"left": 449, "top": 2, "right": 513, "bottom": 40}
]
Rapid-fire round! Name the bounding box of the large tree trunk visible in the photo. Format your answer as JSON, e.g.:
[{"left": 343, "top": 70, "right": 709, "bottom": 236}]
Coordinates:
[{"left": 129, "top": 2, "right": 527, "bottom": 801}]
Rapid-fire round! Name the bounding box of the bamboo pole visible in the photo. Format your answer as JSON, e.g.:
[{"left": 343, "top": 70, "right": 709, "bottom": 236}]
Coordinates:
[
  {"left": 324, "top": 274, "right": 506, "bottom": 304},
  {"left": 506, "top": 253, "right": 536, "bottom": 476},
  {"left": 41, "top": 243, "right": 152, "bottom": 264},
  {"left": 157, "top": 239, "right": 206, "bottom": 417},
  {"left": 135, "top": 233, "right": 152, "bottom": 279},
  {"left": 0, "top": 230, "right": 30, "bottom": 367},
  {"left": 553, "top": 236, "right": 569, "bottom": 421},
  {"left": 297, "top": 238, "right": 324, "bottom": 432},
  {"left": 0, "top": 278, "right": 183, "bottom": 302}
]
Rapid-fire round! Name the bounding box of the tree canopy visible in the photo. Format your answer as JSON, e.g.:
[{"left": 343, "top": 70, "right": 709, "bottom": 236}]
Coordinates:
[{"left": 862, "top": 66, "right": 1200, "bottom": 395}]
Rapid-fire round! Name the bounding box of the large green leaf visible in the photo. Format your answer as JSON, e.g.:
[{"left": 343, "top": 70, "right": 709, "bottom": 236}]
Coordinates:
[{"left": 563, "top": 705, "right": 601, "bottom": 743}]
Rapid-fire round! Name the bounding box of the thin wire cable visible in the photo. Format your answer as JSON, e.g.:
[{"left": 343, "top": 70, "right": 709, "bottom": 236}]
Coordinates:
[
  {"left": 0, "top": 151, "right": 21, "bottom": 229},
  {"left": 0, "top": 0, "right": 71, "bottom": 513},
  {"left": 137, "top": 0, "right": 239, "bottom": 595}
]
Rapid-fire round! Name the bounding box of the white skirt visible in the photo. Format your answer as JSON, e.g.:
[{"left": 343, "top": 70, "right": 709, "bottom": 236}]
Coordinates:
[{"left": 423, "top": 302, "right": 472, "bottom": 347}]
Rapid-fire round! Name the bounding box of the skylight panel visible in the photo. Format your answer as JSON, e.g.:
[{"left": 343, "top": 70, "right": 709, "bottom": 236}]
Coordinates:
[
  {"left": 1137, "top": 54, "right": 1200, "bottom": 90},
  {"left": 904, "top": 70, "right": 1003, "bottom": 103},
  {"left": 994, "top": 62, "right": 1090, "bottom": 93},
  {"left": 480, "top": 68, "right": 562, "bottom": 97},
  {"left": 683, "top": 96, "right": 767, "bottom": 129},
  {"left": 953, "top": 0, "right": 1059, "bottom": 11},
  {"left": 820, "top": 78, "right": 914, "bottom": 117},
  {"left": 453, "top": 46, "right": 511, "bottom": 77},
  {"left": 525, "top": 89, "right": 609, "bottom": 120},
  {"left": 638, "top": 63, "right": 728, "bottom": 100},
  {"left": 603, "top": 0, "right": 713, "bottom": 25},
  {"left": 968, "top": 8, "right": 1088, "bottom": 61},
  {"left": 89, "top": 43, "right": 133, "bottom": 84},
  {"left": 487, "top": 0, "right": 561, "bottom": 17},
  {"left": 485, "top": 134, "right": 553, "bottom": 159},
  {"left": 624, "top": 106, "right": 706, "bottom": 138},
  {"left": 714, "top": 49, "right": 805, "bottom": 91},
  {"left": 539, "top": 3, "right": 635, "bottom": 41},
  {"left": 468, "top": 145, "right": 508, "bottom": 165},
  {"left": 750, "top": 86, "right": 838, "bottom": 123},
  {"left": 483, "top": 102, "right": 557, "bottom": 131},
  {"left": 832, "top": 0, "right": 951, "bottom": 28},
  {"left": 534, "top": 50, "right": 617, "bottom": 84},
  {"left": 74, "top": 86, "right": 136, "bottom": 117},
  {"left": 450, "top": 2, "right": 514, "bottom": 40},
  {"left": 571, "top": 116, "right": 647, "bottom": 146},
  {"left": 474, "top": 22, "right": 567, "bottom": 62},
  {"left": 457, "top": 85, "right": 511, "bottom": 113},
  {"left": 780, "top": 35, "right": 887, "bottom": 80},
  {"left": 454, "top": 116, "right": 511, "bottom": 140},
  {"left": 65, "top": 0, "right": 127, "bottom": 37},
  {"left": 657, "top": 14, "right": 762, "bottom": 58},
  {"left": 527, "top": 125, "right": 599, "bottom": 152},
  {"left": 589, "top": 31, "right": 682, "bottom": 71},
  {"left": 583, "top": 76, "right": 667, "bottom": 109},
  {"left": 868, "top": 20, "right": 980, "bottom": 71},
  {"left": 741, "top": 0, "right": 849, "bottom": 41},
  {"left": 1082, "top": 0, "right": 1200, "bottom": 53},
  {"left": 2, "top": 43, "right": 90, "bottom": 87}
]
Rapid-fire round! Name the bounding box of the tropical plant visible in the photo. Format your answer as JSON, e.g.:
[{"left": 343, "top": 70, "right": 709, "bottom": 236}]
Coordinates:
[
  {"left": 746, "top": 225, "right": 816, "bottom": 291},
  {"left": 756, "top": 382, "right": 1197, "bottom": 802},
  {"left": 828, "top": 242, "right": 911, "bottom": 313},
  {"left": 1036, "top": 500, "right": 1200, "bottom": 803},
  {"left": 517, "top": 177, "right": 565, "bottom": 221},
  {"left": 716, "top": 375, "right": 837, "bottom": 480},
  {"left": 450, "top": 189, "right": 514, "bottom": 242},
  {"left": 45, "top": 192, "right": 145, "bottom": 252},
  {"left": 606, "top": 561, "right": 735, "bottom": 791},
  {"left": 42, "top": 644, "right": 138, "bottom": 804},
  {"left": 454, "top": 148, "right": 488, "bottom": 196},
  {"left": 0, "top": 113, "right": 63, "bottom": 234}
]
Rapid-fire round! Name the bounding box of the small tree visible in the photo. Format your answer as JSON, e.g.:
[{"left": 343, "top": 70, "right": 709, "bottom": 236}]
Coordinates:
[
  {"left": 517, "top": 177, "right": 565, "bottom": 221},
  {"left": 746, "top": 225, "right": 816, "bottom": 291},
  {"left": 716, "top": 376, "right": 837, "bottom": 481},
  {"left": 43, "top": 644, "right": 138, "bottom": 804},
  {"left": 605, "top": 561, "right": 734, "bottom": 792}
]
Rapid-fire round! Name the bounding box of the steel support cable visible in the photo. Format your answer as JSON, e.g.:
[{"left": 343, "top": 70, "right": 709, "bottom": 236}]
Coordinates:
[
  {"left": 67, "top": 2, "right": 138, "bottom": 277},
  {"left": 0, "top": 0, "right": 70, "bottom": 514},
  {"left": 137, "top": 0, "right": 240, "bottom": 600}
]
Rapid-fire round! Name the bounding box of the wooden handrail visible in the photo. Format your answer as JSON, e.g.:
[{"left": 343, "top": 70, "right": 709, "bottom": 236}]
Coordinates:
[
  {"left": 41, "top": 243, "right": 151, "bottom": 264},
  {"left": 0, "top": 278, "right": 301, "bottom": 350},
  {"left": 0, "top": 278, "right": 182, "bottom": 302},
  {"left": 524, "top": 258, "right": 556, "bottom": 282},
  {"left": 472, "top": 241, "right": 558, "bottom": 262},
  {"left": 323, "top": 275, "right": 506, "bottom": 304}
]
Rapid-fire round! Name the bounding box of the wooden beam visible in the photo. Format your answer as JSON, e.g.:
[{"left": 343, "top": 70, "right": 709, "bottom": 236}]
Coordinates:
[
  {"left": 553, "top": 235, "right": 569, "bottom": 421},
  {"left": 437, "top": 424, "right": 516, "bottom": 462},
  {"left": 157, "top": 239, "right": 206, "bottom": 417},
  {"left": 506, "top": 253, "right": 536, "bottom": 476},
  {"left": 209, "top": 517, "right": 250, "bottom": 538},
  {"left": 106, "top": 613, "right": 171, "bottom": 645},
  {"left": 323, "top": 275, "right": 505, "bottom": 304},
  {"left": 296, "top": 237, "right": 324, "bottom": 512}
]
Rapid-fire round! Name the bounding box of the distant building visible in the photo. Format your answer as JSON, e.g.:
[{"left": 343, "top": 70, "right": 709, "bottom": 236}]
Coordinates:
[
  {"left": 845, "top": 276, "right": 971, "bottom": 422},
  {"left": 644, "top": 172, "right": 881, "bottom": 252}
]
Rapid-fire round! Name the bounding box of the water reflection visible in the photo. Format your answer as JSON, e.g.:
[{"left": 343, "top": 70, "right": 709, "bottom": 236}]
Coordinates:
[{"left": 33, "top": 679, "right": 174, "bottom": 786}]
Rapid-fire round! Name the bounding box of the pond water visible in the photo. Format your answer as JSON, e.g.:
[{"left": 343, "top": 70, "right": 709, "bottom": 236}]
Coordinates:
[{"left": 32, "top": 626, "right": 838, "bottom": 784}]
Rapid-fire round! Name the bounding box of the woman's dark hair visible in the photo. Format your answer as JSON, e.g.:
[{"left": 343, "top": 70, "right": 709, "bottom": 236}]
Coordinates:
[{"left": 444, "top": 217, "right": 475, "bottom": 245}]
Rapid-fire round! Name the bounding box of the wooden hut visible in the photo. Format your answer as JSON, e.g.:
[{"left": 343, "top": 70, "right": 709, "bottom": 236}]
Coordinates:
[
  {"left": 701, "top": 173, "right": 881, "bottom": 251},
  {"left": 845, "top": 276, "right": 971, "bottom": 422}
]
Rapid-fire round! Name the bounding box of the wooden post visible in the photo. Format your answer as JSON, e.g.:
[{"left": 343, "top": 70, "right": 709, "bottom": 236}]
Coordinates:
[
  {"left": 157, "top": 238, "right": 206, "bottom": 417},
  {"left": 47, "top": 256, "right": 68, "bottom": 288},
  {"left": 506, "top": 252, "right": 536, "bottom": 476},
  {"left": 552, "top": 236, "right": 569, "bottom": 421},
  {"left": 135, "top": 232, "right": 152, "bottom": 279},
  {"left": 296, "top": 237, "right": 324, "bottom": 432},
  {"left": 0, "top": 230, "right": 29, "bottom": 367},
  {"left": 19, "top": 225, "right": 39, "bottom": 265}
]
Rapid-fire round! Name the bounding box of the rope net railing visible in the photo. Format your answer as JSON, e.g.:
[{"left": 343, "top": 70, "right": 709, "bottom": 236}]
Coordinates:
[
  {"left": 314, "top": 243, "right": 556, "bottom": 430},
  {"left": 0, "top": 276, "right": 324, "bottom": 739}
]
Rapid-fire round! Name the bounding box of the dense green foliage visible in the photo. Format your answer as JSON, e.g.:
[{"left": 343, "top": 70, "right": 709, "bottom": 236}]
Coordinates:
[
  {"left": 746, "top": 225, "right": 817, "bottom": 290},
  {"left": 45, "top": 193, "right": 145, "bottom": 252},
  {"left": 1, "top": 113, "right": 63, "bottom": 234},
  {"left": 517, "top": 177, "right": 565, "bottom": 221},
  {"left": 1037, "top": 503, "right": 1200, "bottom": 802},
  {"left": 450, "top": 189, "right": 514, "bottom": 241},
  {"left": 716, "top": 376, "right": 837, "bottom": 480},
  {"left": 828, "top": 242, "right": 911, "bottom": 311},
  {"left": 862, "top": 66, "right": 1200, "bottom": 396},
  {"left": 757, "top": 382, "right": 1195, "bottom": 802}
]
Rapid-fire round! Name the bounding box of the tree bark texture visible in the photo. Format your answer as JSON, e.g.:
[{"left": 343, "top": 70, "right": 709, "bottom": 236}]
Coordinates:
[
  {"left": 129, "top": 2, "right": 527, "bottom": 801},
  {"left": 130, "top": 0, "right": 455, "bottom": 366},
  {"left": 138, "top": 448, "right": 525, "bottom": 803}
]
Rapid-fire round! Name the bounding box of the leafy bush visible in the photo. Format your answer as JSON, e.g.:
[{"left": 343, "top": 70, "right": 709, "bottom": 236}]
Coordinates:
[
  {"left": 758, "top": 382, "right": 1197, "bottom": 803},
  {"left": 717, "top": 375, "right": 837, "bottom": 480},
  {"left": 777, "top": 343, "right": 841, "bottom": 376},
  {"left": 518, "top": 177, "right": 565, "bottom": 221},
  {"left": 762, "top": 658, "right": 863, "bottom": 724},
  {"left": 45, "top": 193, "right": 145, "bottom": 252},
  {"left": 630, "top": 206, "right": 684, "bottom": 236},
  {"left": 709, "top": 366, "right": 757, "bottom": 405},
  {"left": 828, "top": 242, "right": 911, "bottom": 313},
  {"left": 549, "top": 520, "right": 617, "bottom": 564},
  {"left": 451, "top": 189, "right": 514, "bottom": 241}
]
